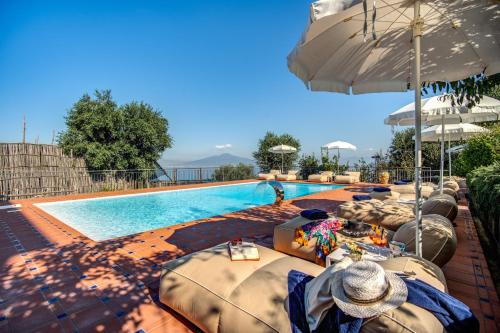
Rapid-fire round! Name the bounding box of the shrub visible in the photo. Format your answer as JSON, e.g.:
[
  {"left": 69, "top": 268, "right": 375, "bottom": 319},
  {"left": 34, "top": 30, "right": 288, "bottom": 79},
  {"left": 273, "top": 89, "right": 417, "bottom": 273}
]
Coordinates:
[
  {"left": 213, "top": 164, "right": 254, "bottom": 181},
  {"left": 298, "top": 154, "right": 320, "bottom": 180},
  {"left": 467, "top": 162, "right": 500, "bottom": 244},
  {"left": 252, "top": 132, "right": 301, "bottom": 172}
]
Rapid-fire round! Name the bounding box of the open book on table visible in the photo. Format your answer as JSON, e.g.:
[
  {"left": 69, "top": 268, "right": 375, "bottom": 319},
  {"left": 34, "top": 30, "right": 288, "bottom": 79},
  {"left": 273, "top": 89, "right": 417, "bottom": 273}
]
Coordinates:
[{"left": 227, "top": 241, "right": 260, "bottom": 261}]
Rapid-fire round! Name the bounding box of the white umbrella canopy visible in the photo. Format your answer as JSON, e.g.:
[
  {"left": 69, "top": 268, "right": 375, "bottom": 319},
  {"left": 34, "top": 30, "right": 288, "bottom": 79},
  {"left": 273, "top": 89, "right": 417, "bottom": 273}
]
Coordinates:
[
  {"left": 322, "top": 141, "right": 357, "bottom": 172},
  {"left": 446, "top": 144, "right": 466, "bottom": 154},
  {"left": 288, "top": 1, "right": 500, "bottom": 94},
  {"left": 268, "top": 145, "right": 298, "bottom": 173},
  {"left": 420, "top": 124, "right": 489, "bottom": 177},
  {"left": 385, "top": 95, "right": 500, "bottom": 126},
  {"left": 288, "top": 0, "right": 500, "bottom": 257}
]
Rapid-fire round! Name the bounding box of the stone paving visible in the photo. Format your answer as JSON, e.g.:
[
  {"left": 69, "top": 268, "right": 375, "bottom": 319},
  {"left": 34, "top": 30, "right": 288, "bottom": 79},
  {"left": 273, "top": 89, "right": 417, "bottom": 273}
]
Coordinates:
[{"left": 0, "top": 181, "right": 498, "bottom": 332}]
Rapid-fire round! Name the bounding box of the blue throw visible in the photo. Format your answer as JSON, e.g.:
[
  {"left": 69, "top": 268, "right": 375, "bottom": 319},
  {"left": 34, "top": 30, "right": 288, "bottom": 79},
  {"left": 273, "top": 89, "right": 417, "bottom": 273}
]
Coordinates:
[
  {"left": 372, "top": 187, "right": 391, "bottom": 192},
  {"left": 300, "top": 209, "right": 328, "bottom": 220},
  {"left": 352, "top": 195, "right": 371, "bottom": 201},
  {"left": 287, "top": 270, "right": 479, "bottom": 333},
  {"left": 393, "top": 181, "right": 408, "bottom": 185}
]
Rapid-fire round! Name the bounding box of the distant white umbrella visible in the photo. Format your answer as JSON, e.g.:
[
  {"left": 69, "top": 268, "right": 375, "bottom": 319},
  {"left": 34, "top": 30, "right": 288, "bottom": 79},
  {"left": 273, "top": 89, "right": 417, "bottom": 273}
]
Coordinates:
[
  {"left": 287, "top": 0, "right": 500, "bottom": 257},
  {"left": 268, "top": 145, "right": 297, "bottom": 173},
  {"left": 386, "top": 94, "right": 499, "bottom": 192},
  {"left": 446, "top": 144, "right": 466, "bottom": 154},
  {"left": 322, "top": 141, "right": 357, "bottom": 172},
  {"left": 385, "top": 95, "right": 500, "bottom": 127},
  {"left": 419, "top": 124, "right": 489, "bottom": 178}
]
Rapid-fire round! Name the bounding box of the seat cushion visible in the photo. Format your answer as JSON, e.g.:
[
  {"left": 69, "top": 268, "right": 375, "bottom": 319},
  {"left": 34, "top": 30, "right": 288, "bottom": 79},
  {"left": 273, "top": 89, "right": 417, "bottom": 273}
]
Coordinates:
[
  {"left": 442, "top": 180, "right": 460, "bottom": 192},
  {"left": 160, "top": 244, "right": 447, "bottom": 333},
  {"left": 369, "top": 190, "right": 400, "bottom": 201},
  {"left": 334, "top": 175, "right": 355, "bottom": 184},
  {"left": 160, "top": 243, "right": 323, "bottom": 333},
  {"left": 393, "top": 214, "right": 457, "bottom": 267},
  {"left": 258, "top": 173, "right": 275, "bottom": 180},
  {"left": 336, "top": 199, "right": 414, "bottom": 231},
  {"left": 308, "top": 174, "right": 329, "bottom": 182},
  {"left": 277, "top": 174, "right": 297, "bottom": 181},
  {"left": 430, "top": 188, "right": 459, "bottom": 203},
  {"left": 422, "top": 194, "right": 458, "bottom": 221}
]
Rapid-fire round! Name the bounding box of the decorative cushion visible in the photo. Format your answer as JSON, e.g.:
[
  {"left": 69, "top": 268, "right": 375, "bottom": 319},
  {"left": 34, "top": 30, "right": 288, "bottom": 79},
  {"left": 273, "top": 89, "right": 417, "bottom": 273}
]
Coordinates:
[
  {"left": 422, "top": 194, "right": 458, "bottom": 221},
  {"left": 430, "top": 188, "right": 459, "bottom": 203},
  {"left": 334, "top": 175, "right": 356, "bottom": 184},
  {"left": 373, "top": 187, "right": 391, "bottom": 192},
  {"left": 336, "top": 199, "right": 414, "bottom": 231},
  {"left": 393, "top": 214, "right": 457, "bottom": 267},
  {"left": 352, "top": 194, "right": 371, "bottom": 201}
]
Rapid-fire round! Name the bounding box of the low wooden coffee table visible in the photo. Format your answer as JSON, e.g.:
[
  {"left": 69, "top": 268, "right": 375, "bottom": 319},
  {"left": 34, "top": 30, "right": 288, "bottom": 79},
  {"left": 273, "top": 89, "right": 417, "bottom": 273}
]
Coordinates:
[{"left": 326, "top": 242, "right": 392, "bottom": 267}]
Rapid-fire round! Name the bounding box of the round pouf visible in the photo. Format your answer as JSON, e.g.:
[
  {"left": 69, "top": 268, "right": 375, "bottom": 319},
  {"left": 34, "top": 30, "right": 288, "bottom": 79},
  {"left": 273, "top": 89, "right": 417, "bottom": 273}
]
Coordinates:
[
  {"left": 442, "top": 180, "right": 460, "bottom": 192},
  {"left": 393, "top": 214, "right": 457, "bottom": 267},
  {"left": 422, "top": 194, "right": 458, "bottom": 221},
  {"left": 430, "top": 188, "right": 459, "bottom": 203}
]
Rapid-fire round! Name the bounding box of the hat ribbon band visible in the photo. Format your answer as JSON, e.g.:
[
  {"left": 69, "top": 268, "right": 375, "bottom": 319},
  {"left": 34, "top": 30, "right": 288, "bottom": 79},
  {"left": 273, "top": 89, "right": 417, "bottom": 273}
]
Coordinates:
[{"left": 345, "top": 282, "right": 391, "bottom": 305}]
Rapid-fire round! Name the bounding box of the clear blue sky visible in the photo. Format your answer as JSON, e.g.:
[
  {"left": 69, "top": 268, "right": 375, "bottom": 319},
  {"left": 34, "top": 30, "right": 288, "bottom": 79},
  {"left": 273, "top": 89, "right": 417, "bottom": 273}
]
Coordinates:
[{"left": 0, "top": 0, "right": 414, "bottom": 163}]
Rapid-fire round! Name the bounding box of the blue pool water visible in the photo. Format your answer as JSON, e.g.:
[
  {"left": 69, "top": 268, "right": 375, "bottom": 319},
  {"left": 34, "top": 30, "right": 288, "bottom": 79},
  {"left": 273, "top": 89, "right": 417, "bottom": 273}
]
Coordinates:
[{"left": 35, "top": 182, "right": 344, "bottom": 241}]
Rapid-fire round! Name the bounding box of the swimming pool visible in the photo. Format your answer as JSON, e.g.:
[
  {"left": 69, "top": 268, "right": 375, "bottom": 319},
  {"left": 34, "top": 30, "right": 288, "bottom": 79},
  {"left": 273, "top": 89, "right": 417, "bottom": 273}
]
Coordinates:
[{"left": 35, "top": 182, "right": 344, "bottom": 241}]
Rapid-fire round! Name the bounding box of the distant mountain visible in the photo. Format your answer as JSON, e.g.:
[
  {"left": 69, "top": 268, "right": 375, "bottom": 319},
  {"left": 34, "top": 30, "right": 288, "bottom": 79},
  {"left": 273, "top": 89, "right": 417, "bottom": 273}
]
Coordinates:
[{"left": 186, "top": 153, "right": 255, "bottom": 167}]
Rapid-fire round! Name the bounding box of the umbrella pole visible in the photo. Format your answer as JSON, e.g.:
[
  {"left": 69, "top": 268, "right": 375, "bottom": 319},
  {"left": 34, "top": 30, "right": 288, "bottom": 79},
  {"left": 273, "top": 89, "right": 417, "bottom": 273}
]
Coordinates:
[
  {"left": 448, "top": 136, "right": 452, "bottom": 177},
  {"left": 281, "top": 153, "right": 284, "bottom": 174},
  {"left": 413, "top": 0, "right": 423, "bottom": 258},
  {"left": 440, "top": 115, "right": 445, "bottom": 194},
  {"left": 337, "top": 148, "right": 340, "bottom": 174}
]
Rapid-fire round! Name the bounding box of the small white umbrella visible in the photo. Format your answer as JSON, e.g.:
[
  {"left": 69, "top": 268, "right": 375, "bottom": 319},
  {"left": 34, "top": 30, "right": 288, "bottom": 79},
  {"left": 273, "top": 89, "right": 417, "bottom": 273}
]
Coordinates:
[
  {"left": 419, "top": 124, "right": 489, "bottom": 178},
  {"left": 322, "top": 141, "right": 357, "bottom": 172},
  {"left": 386, "top": 94, "right": 499, "bottom": 192},
  {"left": 268, "top": 145, "right": 297, "bottom": 173},
  {"left": 288, "top": 0, "right": 500, "bottom": 257}
]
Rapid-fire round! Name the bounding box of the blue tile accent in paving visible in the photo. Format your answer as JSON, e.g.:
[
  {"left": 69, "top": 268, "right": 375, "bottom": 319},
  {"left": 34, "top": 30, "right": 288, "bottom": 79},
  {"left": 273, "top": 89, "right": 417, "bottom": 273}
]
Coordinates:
[
  {"left": 39, "top": 285, "right": 50, "bottom": 292},
  {"left": 71, "top": 265, "right": 79, "bottom": 271},
  {"left": 79, "top": 274, "right": 87, "bottom": 280},
  {"left": 100, "top": 296, "right": 110, "bottom": 303},
  {"left": 115, "top": 310, "right": 127, "bottom": 318},
  {"left": 88, "top": 284, "right": 98, "bottom": 290},
  {"left": 0, "top": 315, "right": 6, "bottom": 321},
  {"left": 57, "top": 313, "right": 68, "bottom": 320},
  {"left": 135, "top": 329, "right": 146, "bottom": 333},
  {"left": 48, "top": 297, "right": 59, "bottom": 305}
]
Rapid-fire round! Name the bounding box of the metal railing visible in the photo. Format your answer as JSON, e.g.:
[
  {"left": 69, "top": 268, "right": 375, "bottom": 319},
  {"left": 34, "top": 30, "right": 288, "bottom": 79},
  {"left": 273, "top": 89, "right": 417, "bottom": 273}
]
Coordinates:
[{"left": 0, "top": 165, "right": 258, "bottom": 200}]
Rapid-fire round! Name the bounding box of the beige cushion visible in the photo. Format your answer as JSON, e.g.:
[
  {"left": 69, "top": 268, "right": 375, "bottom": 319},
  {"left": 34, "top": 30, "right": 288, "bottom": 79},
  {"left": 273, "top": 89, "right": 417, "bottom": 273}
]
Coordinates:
[
  {"left": 430, "top": 188, "right": 459, "bottom": 203},
  {"left": 442, "top": 180, "right": 460, "bottom": 192},
  {"left": 344, "top": 171, "right": 361, "bottom": 183},
  {"left": 277, "top": 174, "right": 297, "bottom": 181},
  {"left": 160, "top": 244, "right": 447, "bottom": 333},
  {"left": 160, "top": 244, "right": 324, "bottom": 333},
  {"left": 393, "top": 214, "right": 457, "bottom": 267},
  {"left": 336, "top": 199, "right": 415, "bottom": 231},
  {"left": 308, "top": 174, "right": 329, "bottom": 182},
  {"left": 334, "top": 175, "right": 356, "bottom": 184},
  {"left": 389, "top": 184, "right": 434, "bottom": 199},
  {"left": 369, "top": 191, "right": 400, "bottom": 201},
  {"left": 422, "top": 194, "right": 458, "bottom": 221},
  {"left": 274, "top": 216, "right": 374, "bottom": 262},
  {"left": 258, "top": 173, "right": 275, "bottom": 180}
]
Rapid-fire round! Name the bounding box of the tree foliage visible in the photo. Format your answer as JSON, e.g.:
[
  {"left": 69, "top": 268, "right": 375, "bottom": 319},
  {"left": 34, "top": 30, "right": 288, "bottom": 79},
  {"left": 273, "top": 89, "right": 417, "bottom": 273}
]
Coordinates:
[
  {"left": 453, "top": 124, "right": 500, "bottom": 177},
  {"left": 213, "top": 164, "right": 255, "bottom": 181},
  {"left": 423, "top": 73, "right": 500, "bottom": 107},
  {"left": 252, "top": 132, "right": 301, "bottom": 172},
  {"left": 298, "top": 153, "right": 320, "bottom": 179},
  {"left": 386, "top": 128, "right": 442, "bottom": 170},
  {"left": 58, "top": 90, "right": 172, "bottom": 170}
]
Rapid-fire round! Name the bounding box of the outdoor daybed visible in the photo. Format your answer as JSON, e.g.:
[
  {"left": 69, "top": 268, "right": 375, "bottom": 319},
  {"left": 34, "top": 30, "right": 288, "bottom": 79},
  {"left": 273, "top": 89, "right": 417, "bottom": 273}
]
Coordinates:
[
  {"left": 389, "top": 183, "right": 435, "bottom": 200},
  {"left": 307, "top": 171, "right": 333, "bottom": 183},
  {"left": 277, "top": 170, "right": 299, "bottom": 181},
  {"left": 159, "top": 243, "right": 447, "bottom": 333},
  {"left": 334, "top": 171, "right": 360, "bottom": 184},
  {"left": 258, "top": 169, "right": 280, "bottom": 180}
]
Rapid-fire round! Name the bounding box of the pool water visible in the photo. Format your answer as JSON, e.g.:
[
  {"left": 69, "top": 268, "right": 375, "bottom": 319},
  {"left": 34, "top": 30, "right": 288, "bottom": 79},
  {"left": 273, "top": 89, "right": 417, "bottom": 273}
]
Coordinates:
[{"left": 35, "top": 182, "right": 344, "bottom": 241}]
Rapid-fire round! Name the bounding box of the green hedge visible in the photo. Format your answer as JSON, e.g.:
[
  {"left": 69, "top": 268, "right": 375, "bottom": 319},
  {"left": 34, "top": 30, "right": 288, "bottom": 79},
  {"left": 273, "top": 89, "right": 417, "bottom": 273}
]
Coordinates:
[
  {"left": 213, "top": 164, "right": 255, "bottom": 181},
  {"left": 467, "top": 162, "right": 500, "bottom": 243}
]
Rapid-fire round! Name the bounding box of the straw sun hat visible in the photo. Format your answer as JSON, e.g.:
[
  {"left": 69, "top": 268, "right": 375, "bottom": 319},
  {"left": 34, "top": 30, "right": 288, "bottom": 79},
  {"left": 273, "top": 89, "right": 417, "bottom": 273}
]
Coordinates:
[{"left": 331, "top": 261, "right": 408, "bottom": 318}]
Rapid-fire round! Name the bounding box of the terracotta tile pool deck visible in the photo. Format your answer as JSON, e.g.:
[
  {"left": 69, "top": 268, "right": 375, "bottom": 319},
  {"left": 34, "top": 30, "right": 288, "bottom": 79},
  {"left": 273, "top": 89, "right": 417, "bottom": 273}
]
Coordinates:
[{"left": 0, "top": 180, "right": 499, "bottom": 332}]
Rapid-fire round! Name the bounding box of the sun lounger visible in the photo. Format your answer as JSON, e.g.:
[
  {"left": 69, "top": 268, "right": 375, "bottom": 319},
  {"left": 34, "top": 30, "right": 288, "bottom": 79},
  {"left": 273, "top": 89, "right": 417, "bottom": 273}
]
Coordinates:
[
  {"left": 389, "top": 183, "right": 435, "bottom": 200},
  {"left": 276, "top": 170, "right": 299, "bottom": 181},
  {"left": 159, "top": 243, "right": 447, "bottom": 333},
  {"left": 334, "top": 171, "right": 360, "bottom": 184},
  {"left": 307, "top": 171, "right": 333, "bottom": 183},
  {"left": 257, "top": 169, "right": 280, "bottom": 180}
]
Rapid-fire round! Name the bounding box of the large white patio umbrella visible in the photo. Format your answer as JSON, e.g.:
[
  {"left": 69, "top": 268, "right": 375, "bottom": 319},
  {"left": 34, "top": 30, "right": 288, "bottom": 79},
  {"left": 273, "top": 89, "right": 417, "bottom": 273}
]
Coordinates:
[
  {"left": 268, "top": 145, "right": 297, "bottom": 173},
  {"left": 420, "top": 123, "right": 489, "bottom": 178},
  {"left": 322, "top": 141, "right": 357, "bottom": 172},
  {"left": 288, "top": 0, "right": 500, "bottom": 257},
  {"left": 385, "top": 94, "right": 500, "bottom": 192}
]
